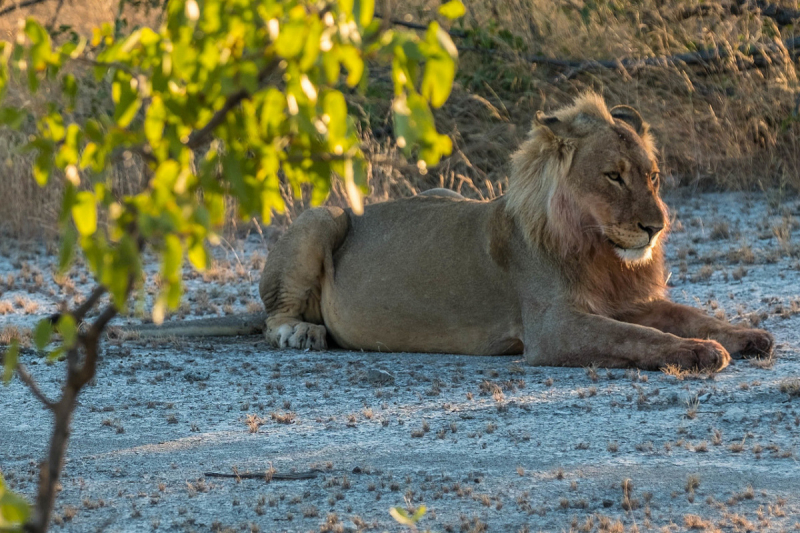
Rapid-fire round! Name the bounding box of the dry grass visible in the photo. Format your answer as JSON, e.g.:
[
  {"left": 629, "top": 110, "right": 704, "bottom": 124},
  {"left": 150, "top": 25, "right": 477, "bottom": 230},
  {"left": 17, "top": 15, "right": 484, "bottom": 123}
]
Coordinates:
[
  {"left": 0, "top": 325, "right": 32, "bottom": 347},
  {"left": 779, "top": 378, "right": 800, "bottom": 398},
  {"left": 4, "top": 0, "right": 800, "bottom": 239}
]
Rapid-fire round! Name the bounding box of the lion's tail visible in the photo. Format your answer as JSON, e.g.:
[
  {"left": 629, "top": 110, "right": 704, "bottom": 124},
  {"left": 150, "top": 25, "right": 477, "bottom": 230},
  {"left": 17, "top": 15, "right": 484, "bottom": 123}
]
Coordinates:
[{"left": 106, "top": 313, "right": 267, "bottom": 341}]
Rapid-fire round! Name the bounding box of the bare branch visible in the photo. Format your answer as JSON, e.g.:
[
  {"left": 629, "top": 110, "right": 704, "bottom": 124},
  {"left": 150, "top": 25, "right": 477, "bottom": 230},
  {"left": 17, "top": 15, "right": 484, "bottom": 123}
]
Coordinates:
[
  {"left": 45, "top": 0, "right": 64, "bottom": 32},
  {"left": 0, "top": 0, "right": 49, "bottom": 18},
  {"left": 73, "top": 286, "right": 106, "bottom": 321},
  {"left": 28, "top": 236, "right": 144, "bottom": 533},
  {"left": 26, "top": 382, "right": 78, "bottom": 533},
  {"left": 374, "top": 13, "right": 468, "bottom": 38},
  {"left": 16, "top": 364, "right": 56, "bottom": 410}
]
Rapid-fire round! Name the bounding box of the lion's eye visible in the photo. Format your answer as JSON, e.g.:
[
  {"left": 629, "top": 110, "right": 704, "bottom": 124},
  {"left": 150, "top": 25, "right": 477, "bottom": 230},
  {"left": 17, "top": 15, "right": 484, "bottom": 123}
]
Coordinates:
[
  {"left": 605, "top": 172, "right": 624, "bottom": 185},
  {"left": 650, "top": 172, "right": 661, "bottom": 186}
]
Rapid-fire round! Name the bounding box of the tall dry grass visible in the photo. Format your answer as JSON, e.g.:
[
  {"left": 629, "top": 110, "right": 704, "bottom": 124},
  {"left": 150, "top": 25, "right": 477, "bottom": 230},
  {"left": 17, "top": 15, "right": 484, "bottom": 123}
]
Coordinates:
[{"left": 2, "top": 0, "right": 800, "bottom": 238}]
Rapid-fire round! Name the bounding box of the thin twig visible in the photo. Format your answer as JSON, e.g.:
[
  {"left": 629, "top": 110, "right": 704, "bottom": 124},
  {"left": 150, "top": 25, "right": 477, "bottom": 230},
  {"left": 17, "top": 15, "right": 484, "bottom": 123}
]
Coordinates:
[
  {"left": 374, "top": 13, "right": 467, "bottom": 38},
  {"left": 45, "top": 0, "right": 64, "bottom": 33},
  {"left": 73, "top": 286, "right": 106, "bottom": 321},
  {"left": 16, "top": 364, "right": 56, "bottom": 410}
]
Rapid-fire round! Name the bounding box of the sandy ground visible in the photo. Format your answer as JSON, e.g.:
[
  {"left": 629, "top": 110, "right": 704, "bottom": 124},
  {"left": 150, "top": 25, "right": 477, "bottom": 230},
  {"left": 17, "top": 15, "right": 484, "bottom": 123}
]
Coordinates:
[{"left": 1, "top": 191, "right": 800, "bottom": 533}]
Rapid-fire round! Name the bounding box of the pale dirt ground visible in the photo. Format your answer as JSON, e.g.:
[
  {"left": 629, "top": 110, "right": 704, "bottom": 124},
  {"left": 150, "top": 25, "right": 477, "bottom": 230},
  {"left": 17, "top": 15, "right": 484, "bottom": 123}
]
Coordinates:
[{"left": 1, "top": 191, "right": 800, "bottom": 533}]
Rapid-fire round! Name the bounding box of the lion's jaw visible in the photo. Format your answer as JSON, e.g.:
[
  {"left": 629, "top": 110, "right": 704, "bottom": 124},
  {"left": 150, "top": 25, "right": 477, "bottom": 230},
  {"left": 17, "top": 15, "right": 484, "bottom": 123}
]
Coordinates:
[
  {"left": 601, "top": 223, "right": 662, "bottom": 265},
  {"left": 610, "top": 240, "right": 655, "bottom": 264}
]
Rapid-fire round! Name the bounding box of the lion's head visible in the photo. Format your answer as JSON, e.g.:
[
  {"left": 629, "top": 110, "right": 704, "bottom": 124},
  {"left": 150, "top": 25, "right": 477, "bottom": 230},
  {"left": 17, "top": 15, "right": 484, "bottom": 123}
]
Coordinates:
[{"left": 507, "top": 93, "right": 667, "bottom": 266}]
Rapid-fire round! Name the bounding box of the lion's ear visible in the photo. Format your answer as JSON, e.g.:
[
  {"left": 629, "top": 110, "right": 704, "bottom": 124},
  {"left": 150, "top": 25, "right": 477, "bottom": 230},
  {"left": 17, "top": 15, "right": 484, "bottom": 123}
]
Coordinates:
[
  {"left": 534, "top": 110, "right": 560, "bottom": 128},
  {"left": 610, "top": 105, "right": 647, "bottom": 136},
  {"left": 534, "top": 111, "right": 576, "bottom": 138},
  {"left": 535, "top": 110, "right": 602, "bottom": 138}
]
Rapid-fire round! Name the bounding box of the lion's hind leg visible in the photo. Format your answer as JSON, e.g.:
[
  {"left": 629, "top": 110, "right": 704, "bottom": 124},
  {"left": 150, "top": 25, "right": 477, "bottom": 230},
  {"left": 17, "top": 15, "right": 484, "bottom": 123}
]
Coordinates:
[{"left": 259, "top": 206, "right": 349, "bottom": 351}]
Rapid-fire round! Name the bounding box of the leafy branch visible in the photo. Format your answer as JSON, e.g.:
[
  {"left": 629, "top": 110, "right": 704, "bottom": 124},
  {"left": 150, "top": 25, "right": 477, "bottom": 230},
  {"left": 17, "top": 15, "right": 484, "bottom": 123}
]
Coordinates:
[{"left": 0, "top": 1, "right": 465, "bottom": 531}]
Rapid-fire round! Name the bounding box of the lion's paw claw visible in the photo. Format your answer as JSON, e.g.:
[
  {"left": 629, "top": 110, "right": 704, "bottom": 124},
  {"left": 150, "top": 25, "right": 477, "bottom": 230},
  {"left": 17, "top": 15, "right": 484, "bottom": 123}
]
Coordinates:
[{"left": 269, "top": 322, "right": 327, "bottom": 350}]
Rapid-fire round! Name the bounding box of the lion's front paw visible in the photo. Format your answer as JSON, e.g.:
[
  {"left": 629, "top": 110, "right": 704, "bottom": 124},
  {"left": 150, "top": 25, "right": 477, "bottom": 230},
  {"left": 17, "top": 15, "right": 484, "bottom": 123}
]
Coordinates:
[
  {"left": 668, "top": 339, "right": 730, "bottom": 371},
  {"left": 268, "top": 322, "right": 328, "bottom": 350},
  {"left": 725, "top": 328, "right": 774, "bottom": 359}
]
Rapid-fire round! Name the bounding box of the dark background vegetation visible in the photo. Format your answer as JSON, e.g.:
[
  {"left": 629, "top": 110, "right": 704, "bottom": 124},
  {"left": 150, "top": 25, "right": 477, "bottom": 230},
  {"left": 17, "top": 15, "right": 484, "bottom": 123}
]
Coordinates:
[{"left": 3, "top": 0, "right": 800, "bottom": 238}]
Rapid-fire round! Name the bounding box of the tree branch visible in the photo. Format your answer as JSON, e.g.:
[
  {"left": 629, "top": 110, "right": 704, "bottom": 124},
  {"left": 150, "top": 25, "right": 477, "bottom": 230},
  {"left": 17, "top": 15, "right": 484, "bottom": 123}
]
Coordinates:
[
  {"left": 185, "top": 59, "right": 280, "bottom": 150},
  {"left": 0, "top": 0, "right": 50, "bottom": 18},
  {"left": 16, "top": 364, "right": 56, "bottom": 410},
  {"left": 374, "top": 13, "right": 467, "bottom": 38},
  {"left": 73, "top": 286, "right": 106, "bottom": 321},
  {"left": 45, "top": 0, "right": 64, "bottom": 33},
  {"left": 26, "top": 235, "right": 144, "bottom": 533}
]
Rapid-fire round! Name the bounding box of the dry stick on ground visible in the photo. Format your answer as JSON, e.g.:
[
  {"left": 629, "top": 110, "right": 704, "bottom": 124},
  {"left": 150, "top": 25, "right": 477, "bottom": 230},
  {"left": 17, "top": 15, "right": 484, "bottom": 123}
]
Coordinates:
[
  {"left": 641, "top": 1, "right": 799, "bottom": 27},
  {"left": 506, "top": 34, "right": 800, "bottom": 81},
  {"left": 204, "top": 470, "right": 325, "bottom": 481}
]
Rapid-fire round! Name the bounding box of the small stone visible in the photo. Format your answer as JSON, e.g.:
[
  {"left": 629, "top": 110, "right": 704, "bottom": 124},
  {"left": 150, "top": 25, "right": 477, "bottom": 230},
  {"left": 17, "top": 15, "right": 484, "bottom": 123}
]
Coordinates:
[
  {"left": 366, "top": 369, "right": 395, "bottom": 385},
  {"left": 184, "top": 371, "right": 210, "bottom": 382}
]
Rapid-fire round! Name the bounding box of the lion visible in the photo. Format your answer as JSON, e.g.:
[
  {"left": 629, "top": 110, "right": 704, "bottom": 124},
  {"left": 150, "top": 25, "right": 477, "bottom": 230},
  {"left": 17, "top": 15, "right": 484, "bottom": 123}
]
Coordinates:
[{"left": 257, "top": 93, "right": 773, "bottom": 370}]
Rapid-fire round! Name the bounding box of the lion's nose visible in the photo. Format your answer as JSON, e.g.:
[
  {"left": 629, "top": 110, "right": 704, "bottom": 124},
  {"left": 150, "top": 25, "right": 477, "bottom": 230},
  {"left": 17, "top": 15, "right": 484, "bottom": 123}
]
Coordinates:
[{"left": 638, "top": 222, "right": 664, "bottom": 241}]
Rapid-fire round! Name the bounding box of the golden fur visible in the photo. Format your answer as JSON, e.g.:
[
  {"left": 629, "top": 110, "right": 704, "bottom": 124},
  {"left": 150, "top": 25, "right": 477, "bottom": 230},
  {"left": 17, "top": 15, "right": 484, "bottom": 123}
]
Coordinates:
[
  {"left": 259, "top": 93, "right": 773, "bottom": 370},
  {"left": 506, "top": 93, "right": 667, "bottom": 316}
]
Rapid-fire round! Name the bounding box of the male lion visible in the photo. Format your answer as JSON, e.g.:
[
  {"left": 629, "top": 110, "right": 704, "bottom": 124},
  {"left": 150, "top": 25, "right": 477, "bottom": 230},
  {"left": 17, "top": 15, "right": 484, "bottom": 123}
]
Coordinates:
[{"left": 259, "top": 93, "right": 773, "bottom": 370}]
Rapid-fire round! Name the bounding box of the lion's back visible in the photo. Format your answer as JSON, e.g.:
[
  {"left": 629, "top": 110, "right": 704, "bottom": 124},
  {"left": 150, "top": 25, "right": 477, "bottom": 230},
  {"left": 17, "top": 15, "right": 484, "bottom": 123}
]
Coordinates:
[{"left": 320, "top": 196, "right": 523, "bottom": 354}]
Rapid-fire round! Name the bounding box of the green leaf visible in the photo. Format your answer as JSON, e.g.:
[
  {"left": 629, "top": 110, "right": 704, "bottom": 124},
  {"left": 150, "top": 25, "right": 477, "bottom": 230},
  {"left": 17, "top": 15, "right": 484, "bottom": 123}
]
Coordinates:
[
  {"left": 439, "top": 0, "right": 466, "bottom": 19},
  {"left": 411, "top": 505, "right": 427, "bottom": 521},
  {"left": 112, "top": 72, "right": 141, "bottom": 128},
  {"left": 55, "top": 124, "right": 82, "bottom": 168},
  {"left": 46, "top": 346, "right": 65, "bottom": 363},
  {"left": 393, "top": 92, "right": 452, "bottom": 166},
  {"left": 62, "top": 74, "right": 78, "bottom": 111},
  {"left": 339, "top": 45, "right": 364, "bottom": 87},
  {"left": 25, "top": 18, "right": 52, "bottom": 70},
  {"left": 162, "top": 234, "right": 182, "bottom": 283},
  {"left": 389, "top": 507, "right": 416, "bottom": 526},
  {"left": 145, "top": 95, "right": 166, "bottom": 147},
  {"left": 58, "top": 224, "right": 77, "bottom": 272},
  {"left": 323, "top": 90, "right": 348, "bottom": 148},
  {"left": 276, "top": 21, "right": 306, "bottom": 59},
  {"left": 0, "top": 107, "right": 26, "bottom": 129},
  {"left": 152, "top": 159, "right": 180, "bottom": 191},
  {"left": 421, "top": 22, "right": 457, "bottom": 108},
  {"left": 355, "top": 0, "right": 375, "bottom": 27},
  {"left": 0, "top": 472, "right": 30, "bottom": 527},
  {"left": 43, "top": 112, "right": 65, "bottom": 141},
  {"left": 33, "top": 319, "right": 53, "bottom": 351},
  {"left": 2, "top": 339, "right": 19, "bottom": 385},
  {"left": 72, "top": 191, "right": 97, "bottom": 236},
  {"left": 33, "top": 147, "right": 53, "bottom": 186},
  {"left": 187, "top": 241, "right": 208, "bottom": 271},
  {"left": 57, "top": 314, "right": 77, "bottom": 349},
  {"left": 79, "top": 142, "right": 105, "bottom": 172}
]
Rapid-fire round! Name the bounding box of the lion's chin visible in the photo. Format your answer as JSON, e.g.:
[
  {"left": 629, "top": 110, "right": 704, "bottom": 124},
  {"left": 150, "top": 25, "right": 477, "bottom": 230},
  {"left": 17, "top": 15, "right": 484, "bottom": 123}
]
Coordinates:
[{"left": 613, "top": 244, "right": 654, "bottom": 265}]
